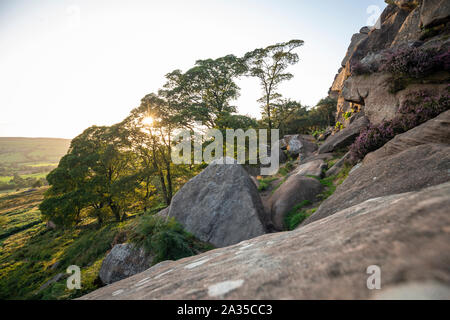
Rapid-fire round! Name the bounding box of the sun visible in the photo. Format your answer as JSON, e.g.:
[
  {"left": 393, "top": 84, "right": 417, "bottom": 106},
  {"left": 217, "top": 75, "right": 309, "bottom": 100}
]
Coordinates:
[{"left": 142, "top": 116, "right": 153, "bottom": 126}]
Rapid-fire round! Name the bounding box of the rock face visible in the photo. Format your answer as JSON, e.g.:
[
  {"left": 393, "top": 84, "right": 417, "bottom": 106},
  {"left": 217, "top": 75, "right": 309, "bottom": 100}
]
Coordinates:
[
  {"left": 329, "top": 1, "right": 450, "bottom": 124},
  {"left": 79, "top": 182, "right": 450, "bottom": 300},
  {"left": 270, "top": 176, "right": 323, "bottom": 231},
  {"left": 318, "top": 116, "right": 369, "bottom": 154},
  {"left": 168, "top": 158, "right": 268, "bottom": 247},
  {"left": 304, "top": 143, "right": 450, "bottom": 226},
  {"left": 364, "top": 110, "right": 450, "bottom": 164},
  {"left": 420, "top": 0, "right": 450, "bottom": 28},
  {"left": 99, "top": 244, "right": 154, "bottom": 285}
]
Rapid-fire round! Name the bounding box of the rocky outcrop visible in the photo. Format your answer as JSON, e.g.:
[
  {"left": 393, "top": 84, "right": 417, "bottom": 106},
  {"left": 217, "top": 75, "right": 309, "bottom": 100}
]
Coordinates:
[
  {"left": 318, "top": 116, "right": 369, "bottom": 154},
  {"left": 329, "top": 0, "right": 450, "bottom": 124},
  {"left": 167, "top": 158, "right": 269, "bottom": 247},
  {"left": 364, "top": 110, "right": 450, "bottom": 164},
  {"left": 270, "top": 176, "right": 323, "bottom": 231},
  {"left": 420, "top": 0, "right": 450, "bottom": 28},
  {"left": 303, "top": 143, "right": 450, "bottom": 226},
  {"left": 99, "top": 243, "right": 154, "bottom": 285},
  {"left": 79, "top": 182, "right": 450, "bottom": 300},
  {"left": 292, "top": 159, "right": 327, "bottom": 178}
]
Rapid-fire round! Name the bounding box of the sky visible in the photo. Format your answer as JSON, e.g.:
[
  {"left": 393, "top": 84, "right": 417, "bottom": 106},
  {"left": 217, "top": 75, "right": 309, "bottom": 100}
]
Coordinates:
[{"left": 0, "top": 0, "right": 386, "bottom": 139}]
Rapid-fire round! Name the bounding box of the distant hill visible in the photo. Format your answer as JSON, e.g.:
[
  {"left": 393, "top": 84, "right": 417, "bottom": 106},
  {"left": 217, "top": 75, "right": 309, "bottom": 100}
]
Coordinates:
[{"left": 0, "top": 137, "right": 71, "bottom": 165}]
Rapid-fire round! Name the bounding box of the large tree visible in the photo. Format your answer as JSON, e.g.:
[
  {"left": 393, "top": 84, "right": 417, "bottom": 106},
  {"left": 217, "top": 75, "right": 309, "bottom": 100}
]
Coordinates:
[
  {"left": 161, "top": 55, "right": 247, "bottom": 128},
  {"left": 244, "top": 40, "right": 304, "bottom": 131}
]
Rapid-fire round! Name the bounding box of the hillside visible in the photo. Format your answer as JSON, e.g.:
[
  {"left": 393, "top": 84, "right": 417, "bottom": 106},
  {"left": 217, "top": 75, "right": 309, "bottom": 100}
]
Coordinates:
[
  {"left": 0, "top": 137, "right": 71, "bottom": 190},
  {"left": 0, "top": 137, "right": 70, "bottom": 165}
]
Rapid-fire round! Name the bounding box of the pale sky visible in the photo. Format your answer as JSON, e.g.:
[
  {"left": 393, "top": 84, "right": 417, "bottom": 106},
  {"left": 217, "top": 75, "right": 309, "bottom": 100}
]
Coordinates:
[{"left": 0, "top": 0, "right": 386, "bottom": 138}]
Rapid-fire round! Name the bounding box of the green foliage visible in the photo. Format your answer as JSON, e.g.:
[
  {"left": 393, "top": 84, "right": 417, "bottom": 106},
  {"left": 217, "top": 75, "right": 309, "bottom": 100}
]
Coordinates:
[
  {"left": 343, "top": 111, "right": 353, "bottom": 120},
  {"left": 284, "top": 200, "right": 312, "bottom": 230},
  {"left": 244, "top": 40, "right": 304, "bottom": 130},
  {"left": 257, "top": 177, "right": 278, "bottom": 192},
  {"left": 129, "top": 215, "right": 213, "bottom": 265},
  {"left": 335, "top": 121, "right": 344, "bottom": 130}
]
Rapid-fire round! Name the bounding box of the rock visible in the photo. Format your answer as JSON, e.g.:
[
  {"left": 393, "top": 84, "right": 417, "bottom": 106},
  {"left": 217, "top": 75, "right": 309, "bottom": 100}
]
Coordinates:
[
  {"left": 282, "top": 135, "right": 318, "bottom": 160},
  {"left": 325, "top": 152, "right": 350, "bottom": 177},
  {"left": 391, "top": 0, "right": 421, "bottom": 11},
  {"left": 79, "top": 182, "right": 450, "bottom": 300},
  {"left": 270, "top": 176, "right": 323, "bottom": 231},
  {"left": 300, "top": 153, "right": 334, "bottom": 165},
  {"left": 168, "top": 157, "right": 269, "bottom": 247},
  {"left": 292, "top": 159, "right": 327, "bottom": 178},
  {"left": 342, "top": 74, "right": 399, "bottom": 124},
  {"left": 391, "top": 6, "right": 422, "bottom": 46},
  {"left": 341, "top": 32, "right": 369, "bottom": 67},
  {"left": 349, "top": 5, "right": 410, "bottom": 64},
  {"left": 373, "top": 281, "right": 450, "bottom": 300},
  {"left": 364, "top": 110, "right": 450, "bottom": 164},
  {"left": 304, "top": 143, "right": 450, "bottom": 226},
  {"left": 155, "top": 207, "right": 169, "bottom": 219},
  {"left": 318, "top": 116, "right": 369, "bottom": 154},
  {"left": 46, "top": 220, "right": 57, "bottom": 230},
  {"left": 99, "top": 243, "right": 153, "bottom": 285},
  {"left": 342, "top": 74, "right": 449, "bottom": 125},
  {"left": 420, "top": 0, "right": 450, "bottom": 28},
  {"left": 359, "top": 26, "right": 371, "bottom": 34}
]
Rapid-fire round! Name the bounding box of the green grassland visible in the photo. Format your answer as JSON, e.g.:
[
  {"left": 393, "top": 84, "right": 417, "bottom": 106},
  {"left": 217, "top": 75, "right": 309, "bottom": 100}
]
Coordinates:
[
  {"left": 0, "top": 187, "right": 213, "bottom": 300},
  {"left": 0, "top": 188, "right": 136, "bottom": 299}
]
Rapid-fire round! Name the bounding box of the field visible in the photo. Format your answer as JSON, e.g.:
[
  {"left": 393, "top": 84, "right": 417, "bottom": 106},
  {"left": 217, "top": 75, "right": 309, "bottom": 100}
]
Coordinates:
[
  {"left": 0, "top": 137, "right": 71, "bottom": 165},
  {"left": 0, "top": 137, "right": 71, "bottom": 190},
  {"left": 0, "top": 188, "right": 134, "bottom": 300}
]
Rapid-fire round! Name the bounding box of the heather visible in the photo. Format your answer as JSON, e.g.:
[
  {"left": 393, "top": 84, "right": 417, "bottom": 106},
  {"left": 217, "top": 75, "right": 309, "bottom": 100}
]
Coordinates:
[
  {"left": 349, "top": 89, "right": 450, "bottom": 163},
  {"left": 350, "top": 46, "right": 450, "bottom": 86}
]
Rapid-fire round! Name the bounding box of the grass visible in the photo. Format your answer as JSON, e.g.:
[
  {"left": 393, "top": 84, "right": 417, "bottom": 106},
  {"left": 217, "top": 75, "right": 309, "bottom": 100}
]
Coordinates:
[
  {"left": 257, "top": 177, "right": 278, "bottom": 192},
  {"left": 284, "top": 200, "right": 312, "bottom": 230},
  {"left": 0, "top": 188, "right": 213, "bottom": 300}
]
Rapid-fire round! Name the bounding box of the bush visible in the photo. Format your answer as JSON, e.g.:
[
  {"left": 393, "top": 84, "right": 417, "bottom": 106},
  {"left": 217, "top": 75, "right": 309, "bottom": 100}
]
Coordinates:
[
  {"left": 349, "top": 89, "right": 450, "bottom": 163},
  {"left": 129, "top": 215, "right": 213, "bottom": 265}
]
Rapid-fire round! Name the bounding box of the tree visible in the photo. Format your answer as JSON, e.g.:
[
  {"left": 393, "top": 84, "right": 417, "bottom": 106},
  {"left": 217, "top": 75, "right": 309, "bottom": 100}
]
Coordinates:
[
  {"left": 40, "top": 125, "right": 139, "bottom": 226},
  {"left": 271, "top": 99, "right": 304, "bottom": 136},
  {"left": 161, "top": 55, "right": 247, "bottom": 128},
  {"left": 244, "top": 40, "right": 304, "bottom": 131}
]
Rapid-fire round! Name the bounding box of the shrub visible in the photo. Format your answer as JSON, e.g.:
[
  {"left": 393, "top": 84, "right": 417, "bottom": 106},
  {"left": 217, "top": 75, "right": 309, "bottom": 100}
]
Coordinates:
[
  {"left": 381, "top": 46, "right": 450, "bottom": 93},
  {"left": 343, "top": 111, "right": 353, "bottom": 120},
  {"left": 349, "top": 89, "right": 450, "bottom": 163},
  {"left": 129, "top": 215, "right": 213, "bottom": 265}
]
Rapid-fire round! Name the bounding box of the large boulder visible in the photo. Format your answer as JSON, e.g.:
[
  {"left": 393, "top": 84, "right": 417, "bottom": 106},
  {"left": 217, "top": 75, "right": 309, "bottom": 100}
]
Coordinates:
[
  {"left": 99, "top": 244, "right": 153, "bottom": 285},
  {"left": 79, "top": 182, "right": 450, "bottom": 300},
  {"left": 364, "top": 110, "right": 450, "bottom": 164},
  {"left": 168, "top": 158, "right": 269, "bottom": 247},
  {"left": 303, "top": 143, "right": 450, "bottom": 226},
  {"left": 318, "top": 116, "right": 369, "bottom": 154},
  {"left": 270, "top": 176, "right": 323, "bottom": 231},
  {"left": 420, "top": 0, "right": 450, "bottom": 28},
  {"left": 292, "top": 159, "right": 327, "bottom": 178}
]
